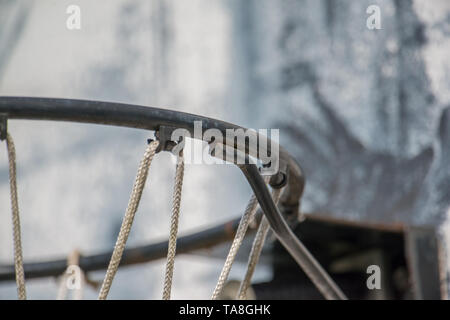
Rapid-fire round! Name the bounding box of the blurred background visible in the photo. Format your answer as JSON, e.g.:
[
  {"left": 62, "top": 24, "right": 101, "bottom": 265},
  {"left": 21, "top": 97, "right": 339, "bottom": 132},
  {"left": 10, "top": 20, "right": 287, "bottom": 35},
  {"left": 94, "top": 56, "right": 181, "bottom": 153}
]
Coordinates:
[{"left": 0, "top": 0, "right": 449, "bottom": 299}]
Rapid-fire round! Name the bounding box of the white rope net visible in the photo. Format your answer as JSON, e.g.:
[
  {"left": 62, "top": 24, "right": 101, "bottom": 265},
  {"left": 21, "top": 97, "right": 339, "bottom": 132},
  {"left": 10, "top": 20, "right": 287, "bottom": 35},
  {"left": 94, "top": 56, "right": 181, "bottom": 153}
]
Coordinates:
[
  {"left": 5, "top": 133, "right": 26, "bottom": 300},
  {"left": 98, "top": 140, "right": 160, "bottom": 299},
  {"left": 237, "top": 187, "right": 282, "bottom": 299},
  {"left": 3, "top": 132, "right": 285, "bottom": 300},
  {"left": 162, "top": 153, "right": 185, "bottom": 300}
]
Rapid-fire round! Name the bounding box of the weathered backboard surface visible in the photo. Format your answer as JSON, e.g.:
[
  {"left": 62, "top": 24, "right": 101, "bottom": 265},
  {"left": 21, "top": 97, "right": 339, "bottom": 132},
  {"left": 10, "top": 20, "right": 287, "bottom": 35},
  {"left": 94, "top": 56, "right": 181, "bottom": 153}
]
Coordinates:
[{"left": 0, "top": 0, "right": 449, "bottom": 299}]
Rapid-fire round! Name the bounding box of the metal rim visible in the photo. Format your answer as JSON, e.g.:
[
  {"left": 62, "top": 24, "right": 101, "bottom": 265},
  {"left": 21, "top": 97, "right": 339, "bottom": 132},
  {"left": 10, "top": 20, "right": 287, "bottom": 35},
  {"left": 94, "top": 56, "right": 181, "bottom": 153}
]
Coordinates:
[{"left": 0, "top": 96, "right": 345, "bottom": 299}]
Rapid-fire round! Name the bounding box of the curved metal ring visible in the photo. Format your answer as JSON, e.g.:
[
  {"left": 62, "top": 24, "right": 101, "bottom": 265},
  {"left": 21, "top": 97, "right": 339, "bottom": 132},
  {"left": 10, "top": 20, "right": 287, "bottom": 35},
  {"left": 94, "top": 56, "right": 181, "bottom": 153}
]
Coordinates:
[{"left": 0, "top": 96, "right": 345, "bottom": 299}]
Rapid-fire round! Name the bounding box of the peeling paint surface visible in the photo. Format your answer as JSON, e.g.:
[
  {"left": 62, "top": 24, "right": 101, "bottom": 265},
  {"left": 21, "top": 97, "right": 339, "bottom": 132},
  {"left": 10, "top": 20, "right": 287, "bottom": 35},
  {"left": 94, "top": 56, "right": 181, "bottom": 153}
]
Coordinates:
[{"left": 0, "top": 0, "right": 449, "bottom": 298}]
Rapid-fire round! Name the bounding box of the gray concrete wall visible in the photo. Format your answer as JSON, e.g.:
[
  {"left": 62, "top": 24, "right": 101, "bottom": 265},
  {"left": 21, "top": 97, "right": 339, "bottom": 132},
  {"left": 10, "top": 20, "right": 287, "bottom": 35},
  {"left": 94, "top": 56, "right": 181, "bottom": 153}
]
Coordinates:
[{"left": 0, "top": 0, "right": 449, "bottom": 299}]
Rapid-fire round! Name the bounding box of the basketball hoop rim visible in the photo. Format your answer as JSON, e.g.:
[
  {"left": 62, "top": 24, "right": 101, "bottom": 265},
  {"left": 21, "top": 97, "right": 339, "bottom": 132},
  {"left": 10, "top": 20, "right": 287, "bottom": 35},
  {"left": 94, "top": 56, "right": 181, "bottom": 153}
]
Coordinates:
[
  {"left": 0, "top": 96, "right": 346, "bottom": 300},
  {"left": 0, "top": 96, "right": 304, "bottom": 210}
]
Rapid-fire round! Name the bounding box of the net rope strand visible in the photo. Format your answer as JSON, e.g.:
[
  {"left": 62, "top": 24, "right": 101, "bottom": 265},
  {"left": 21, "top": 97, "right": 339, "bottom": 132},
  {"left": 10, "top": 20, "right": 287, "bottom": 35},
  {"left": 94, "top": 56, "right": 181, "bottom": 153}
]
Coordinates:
[
  {"left": 211, "top": 195, "right": 258, "bottom": 299},
  {"left": 98, "top": 140, "right": 159, "bottom": 300},
  {"left": 237, "top": 187, "right": 282, "bottom": 300},
  {"left": 5, "top": 133, "right": 26, "bottom": 300},
  {"left": 211, "top": 176, "right": 271, "bottom": 300},
  {"left": 162, "top": 153, "right": 185, "bottom": 300}
]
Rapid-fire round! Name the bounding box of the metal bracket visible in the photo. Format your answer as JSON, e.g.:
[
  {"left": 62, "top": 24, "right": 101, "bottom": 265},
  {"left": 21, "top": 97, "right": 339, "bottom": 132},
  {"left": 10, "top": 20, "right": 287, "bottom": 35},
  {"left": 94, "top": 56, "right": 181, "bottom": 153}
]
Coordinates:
[
  {"left": 263, "top": 158, "right": 288, "bottom": 189},
  {"left": 406, "top": 227, "right": 443, "bottom": 299},
  {"left": 148, "top": 125, "right": 183, "bottom": 153},
  {"left": 0, "top": 114, "right": 7, "bottom": 141}
]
